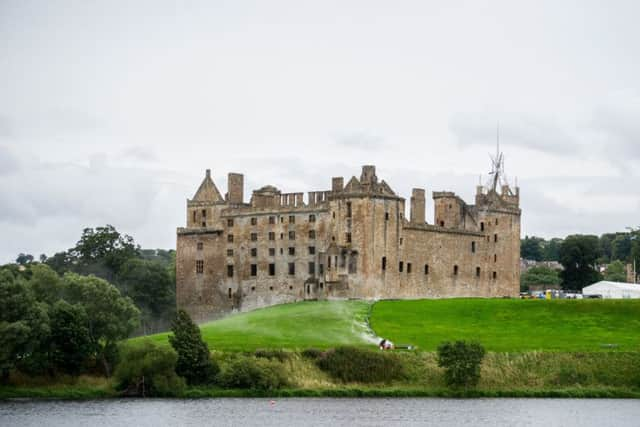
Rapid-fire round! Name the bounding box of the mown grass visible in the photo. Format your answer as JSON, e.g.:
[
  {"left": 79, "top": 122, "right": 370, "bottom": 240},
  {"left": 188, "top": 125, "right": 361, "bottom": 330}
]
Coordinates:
[
  {"left": 138, "top": 300, "right": 372, "bottom": 351},
  {"left": 371, "top": 299, "right": 640, "bottom": 352}
]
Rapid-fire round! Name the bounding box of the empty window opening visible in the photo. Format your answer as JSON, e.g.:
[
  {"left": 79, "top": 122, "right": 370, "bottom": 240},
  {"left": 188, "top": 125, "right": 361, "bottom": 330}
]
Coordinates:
[
  {"left": 201, "top": 209, "right": 206, "bottom": 218},
  {"left": 288, "top": 262, "right": 295, "bottom": 275},
  {"left": 309, "top": 230, "right": 316, "bottom": 239},
  {"left": 346, "top": 233, "right": 352, "bottom": 243},
  {"left": 280, "top": 233, "right": 284, "bottom": 240},
  {"left": 332, "top": 212, "right": 335, "bottom": 219},
  {"left": 250, "top": 233, "right": 258, "bottom": 241},
  {"left": 250, "top": 217, "right": 257, "bottom": 225},
  {"left": 309, "top": 246, "right": 316, "bottom": 255},
  {"left": 346, "top": 202, "right": 352, "bottom": 218},
  {"left": 269, "top": 248, "right": 275, "bottom": 256},
  {"left": 424, "top": 264, "right": 429, "bottom": 275},
  {"left": 494, "top": 254, "right": 497, "bottom": 263},
  {"left": 227, "top": 219, "right": 234, "bottom": 227},
  {"left": 309, "top": 214, "right": 316, "bottom": 222},
  {"left": 328, "top": 256, "right": 331, "bottom": 268},
  {"left": 476, "top": 267, "right": 481, "bottom": 277},
  {"left": 385, "top": 212, "right": 389, "bottom": 221},
  {"left": 280, "top": 216, "right": 284, "bottom": 223},
  {"left": 320, "top": 282, "right": 324, "bottom": 289},
  {"left": 440, "top": 221, "right": 445, "bottom": 227},
  {"left": 250, "top": 248, "right": 257, "bottom": 257},
  {"left": 493, "top": 271, "right": 497, "bottom": 279},
  {"left": 227, "top": 265, "right": 234, "bottom": 277},
  {"left": 471, "top": 241, "right": 476, "bottom": 253},
  {"left": 480, "top": 222, "right": 484, "bottom": 231},
  {"left": 195, "top": 260, "right": 203, "bottom": 274},
  {"left": 399, "top": 261, "right": 404, "bottom": 272},
  {"left": 319, "top": 264, "right": 324, "bottom": 274},
  {"left": 193, "top": 211, "right": 197, "bottom": 223},
  {"left": 227, "top": 249, "right": 234, "bottom": 257},
  {"left": 399, "top": 237, "right": 403, "bottom": 245},
  {"left": 269, "top": 216, "right": 275, "bottom": 224},
  {"left": 289, "top": 215, "right": 295, "bottom": 224},
  {"left": 495, "top": 218, "right": 499, "bottom": 225},
  {"left": 382, "top": 257, "right": 387, "bottom": 271},
  {"left": 251, "top": 286, "right": 255, "bottom": 291},
  {"left": 288, "top": 247, "right": 295, "bottom": 255},
  {"left": 289, "top": 286, "right": 293, "bottom": 290},
  {"left": 268, "top": 263, "right": 275, "bottom": 276},
  {"left": 228, "top": 288, "right": 232, "bottom": 299},
  {"left": 202, "top": 222, "right": 206, "bottom": 227},
  {"left": 306, "top": 285, "right": 310, "bottom": 294},
  {"left": 334, "top": 256, "right": 338, "bottom": 268},
  {"left": 494, "top": 234, "right": 498, "bottom": 242},
  {"left": 197, "top": 242, "right": 203, "bottom": 251},
  {"left": 289, "top": 231, "right": 296, "bottom": 240},
  {"left": 250, "top": 264, "right": 257, "bottom": 276},
  {"left": 268, "top": 232, "right": 275, "bottom": 240},
  {"left": 269, "top": 286, "right": 274, "bottom": 291},
  {"left": 407, "top": 263, "right": 412, "bottom": 273},
  {"left": 453, "top": 265, "right": 459, "bottom": 275},
  {"left": 308, "top": 262, "right": 315, "bottom": 275},
  {"left": 227, "top": 234, "right": 234, "bottom": 243},
  {"left": 280, "top": 248, "right": 284, "bottom": 255}
]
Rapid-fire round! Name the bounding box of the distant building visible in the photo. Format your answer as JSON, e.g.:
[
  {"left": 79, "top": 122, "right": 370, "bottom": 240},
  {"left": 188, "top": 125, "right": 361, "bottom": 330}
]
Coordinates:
[
  {"left": 520, "top": 259, "right": 563, "bottom": 273},
  {"left": 583, "top": 281, "right": 640, "bottom": 299},
  {"left": 176, "top": 159, "right": 521, "bottom": 322}
]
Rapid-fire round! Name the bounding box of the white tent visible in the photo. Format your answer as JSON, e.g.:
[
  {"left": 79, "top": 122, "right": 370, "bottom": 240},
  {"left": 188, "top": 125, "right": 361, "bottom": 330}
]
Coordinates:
[{"left": 582, "top": 281, "right": 640, "bottom": 299}]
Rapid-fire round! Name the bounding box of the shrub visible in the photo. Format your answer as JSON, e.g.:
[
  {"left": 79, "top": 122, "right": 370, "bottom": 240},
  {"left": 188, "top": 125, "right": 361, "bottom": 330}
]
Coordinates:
[
  {"left": 218, "top": 356, "right": 288, "bottom": 390},
  {"left": 169, "top": 310, "right": 219, "bottom": 385},
  {"left": 316, "top": 346, "right": 405, "bottom": 383},
  {"left": 301, "top": 348, "right": 323, "bottom": 360},
  {"left": 437, "top": 341, "right": 485, "bottom": 388},
  {"left": 254, "top": 349, "right": 289, "bottom": 362},
  {"left": 554, "top": 365, "right": 589, "bottom": 386},
  {"left": 114, "top": 341, "right": 185, "bottom": 397}
]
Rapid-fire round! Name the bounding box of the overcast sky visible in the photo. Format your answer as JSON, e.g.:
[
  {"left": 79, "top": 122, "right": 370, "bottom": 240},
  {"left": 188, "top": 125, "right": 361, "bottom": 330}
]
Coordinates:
[{"left": 1, "top": 0, "right": 639, "bottom": 262}]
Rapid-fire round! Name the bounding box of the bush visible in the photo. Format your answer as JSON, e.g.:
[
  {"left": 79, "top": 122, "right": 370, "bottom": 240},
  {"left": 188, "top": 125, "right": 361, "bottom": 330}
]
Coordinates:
[
  {"left": 254, "top": 349, "right": 289, "bottom": 362},
  {"left": 437, "top": 341, "right": 485, "bottom": 388},
  {"left": 301, "top": 348, "right": 323, "bottom": 360},
  {"left": 316, "top": 346, "right": 405, "bottom": 383},
  {"left": 218, "top": 356, "right": 288, "bottom": 390},
  {"left": 114, "top": 341, "right": 185, "bottom": 397},
  {"left": 169, "top": 310, "right": 219, "bottom": 385}
]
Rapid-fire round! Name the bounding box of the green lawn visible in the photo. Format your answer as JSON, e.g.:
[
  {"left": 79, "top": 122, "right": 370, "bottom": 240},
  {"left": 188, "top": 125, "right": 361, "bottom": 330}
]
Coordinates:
[
  {"left": 141, "top": 300, "right": 372, "bottom": 351},
  {"left": 370, "top": 298, "right": 640, "bottom": 352}
]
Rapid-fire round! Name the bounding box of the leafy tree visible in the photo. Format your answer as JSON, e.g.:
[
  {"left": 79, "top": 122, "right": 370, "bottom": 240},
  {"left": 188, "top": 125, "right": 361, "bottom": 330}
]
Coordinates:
[
  {"left": 541, "top": 238, "right": 563, "bottom": 261},
  {"left": 520, "top": 266, "right": 561, "bottom": 292},
  {"left": 49, "top": 300, "right": 92, "bottom": 375},
  {"left": 45, "top": 251, "right": 72, "bottom": 275},
  {"left": 0, "top": 271, "right": 50, "bottom": 383},
  {"left": 604, "top": 260, "right": 627, "bottom": 282},
  {"left": 62, "top": 273, "right": 140, "bottom": 375},
  {"left": 437, "top": 341, "right": 486, "bottom": 388},
  {"left": 558, "top": 235, "right": 602, "bottom": 291},
  {"left": 169, "top": 310, "right": 218, "bottom": 385},
  {"left": 29, "top": 264, "right": 62, "bottom": 303},
  {"left": 117, "top": 258, "right": 175, "bottom": 334},
  {"left": 114, "top": 341, "right": 185, "bottom": 397},
  {"left": 611, "top": 234, "right": 632, "bottom": 262},
  {"left": 599, "top": 233, "right": 617, "bottom": 263},
  {"left": 521, "top": 236, "right": 544, "bottom": 261},
  {"left": 16, "top": 253, "right": 34, "bottom": 265}
]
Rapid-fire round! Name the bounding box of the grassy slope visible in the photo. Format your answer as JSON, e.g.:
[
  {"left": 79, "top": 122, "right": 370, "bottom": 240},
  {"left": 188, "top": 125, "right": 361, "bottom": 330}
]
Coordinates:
[
  {"left": 140, "top": 300, "right": 372, "bottom": 351},
  {"left": 371, "top": 299, "right": 640, "bottom": 352}
]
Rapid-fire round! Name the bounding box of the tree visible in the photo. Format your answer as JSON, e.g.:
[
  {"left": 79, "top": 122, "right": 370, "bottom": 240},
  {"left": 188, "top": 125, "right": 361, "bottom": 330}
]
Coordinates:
[
  {"left": 558, "top": 235, "right": 602, "bottom": 291},
  {"left": 541, "top": 238, "right": 563, "bottom": 261},
  {"left": 611, "top": 234, "right": 632, "bottom": 262},
  {"left": 117, "top": 259, "right": 175, "bottom": 334},
  {"left": 604, "top": 260, "right": 627, "bottom": 282},
  {"left": 114, "top": 341, "right": 185, "bottom": 397},
  {"left": 29, "top": 264, "right": 62, "bottom": 303},
  {"left": 521, "top": 236, "right": 544, "bottom": 261},
  {"left": 520, "top": 266, "right": 561, "bottom": 292},
  {"left": 436, "top": 341, "right": 486, "bottom": 388},
  {"left": 49, "top": 300, "right": 92, "bottom": 375},
  {"left": 0, "top": 271, "right": 50, "bottom": 382},
  {"left": 599, "top": 233, "right": 617, "bottom": 263},
  {"left": 169, "top": 310, "right": 218, "bottom": 385},
  {"left": 15, "top": 253, "right": 34, "bottom": 265},
  {"left": 62, "top": 273, "right": 140, "bottom": 375}
]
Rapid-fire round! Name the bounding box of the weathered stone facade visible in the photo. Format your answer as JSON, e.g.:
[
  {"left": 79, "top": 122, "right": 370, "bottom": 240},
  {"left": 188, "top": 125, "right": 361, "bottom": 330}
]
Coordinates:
[{"left": 176, "top": 165, "right": 521, "bottom": 322}]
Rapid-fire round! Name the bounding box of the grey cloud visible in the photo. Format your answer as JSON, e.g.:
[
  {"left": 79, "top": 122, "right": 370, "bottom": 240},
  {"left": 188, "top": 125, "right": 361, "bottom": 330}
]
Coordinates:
[
  {"left": 589, "top": 101, "right": 640, "bottom": 161},
  {"left": 333, "top": 131, "right": 386, "bottom": 150},
  {"left": 0, "top": 145, "right": 20, "bottom": 176},
  {"left": 118, "top": 146, "right": 159, "bottom": 162}
]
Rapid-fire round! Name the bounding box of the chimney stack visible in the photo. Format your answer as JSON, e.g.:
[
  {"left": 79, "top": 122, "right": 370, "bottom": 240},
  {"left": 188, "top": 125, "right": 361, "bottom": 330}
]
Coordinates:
[{"left": 410, "top": 188, "right": 426, "bottom": 224}]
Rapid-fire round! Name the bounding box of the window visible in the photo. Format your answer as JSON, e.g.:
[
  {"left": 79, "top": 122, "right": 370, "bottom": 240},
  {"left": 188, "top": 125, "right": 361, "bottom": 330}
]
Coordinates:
[
  {"left": 280, "top": 248, "right": 284, "bottom": 254},
  {"left": 268, "top": 232, "right": 275, "bottom": 240},
  {"left": 251, "top": 217, "right": 257, "bottom": 226},
  {"left": 308, "top": 262, "right": 315, "bottom": 275},
  {"left": 197, "top": 242, "right": 203, "bottom": 251},
  {"left": 196, "top": 260, "right": 203, "bottom": 274},
  {"left": 348, "top": 255, "right": 357, "bottom": 274},
  {"left": 319, "top": 264, "right": 324, "bottom": 274},
  {"left": 440, "top": 221, "right": 445, "bottom": 227},
  {"left": 424, "top": 264, "right": 429, "bottom": 275},
  {"left": 202, "top": 222, "right": 206, "bottom": 227},
  {"left": 308, "top": 246, "right": 316, "bottom": 255},
  {"left": 193, "top": 211, "right": 196, "bottom": 223},
  {"left": 487, "top": 236, "right": 490, "bottom": 242},
  {"left": 228, "top": 288, "right": 232, "bottom": 299},
  {"left": 399, "top": 261, "right": 404, "bottom": 272},
  {"left": 280, "top": 233, "right": 284, "bottom": 240},
  {"left": 480, "top": 222, "right": 485, "bottom": 231},
  {"left": 328, "top": 256, "right": 331, "bottom": 268},
  {"left": 288, "top": 247, "right": 295, "bottom": 255},
  {"left": 250, "top": 264, "right": 257, "bottom": 276},
  {"left": 332, "top": 211, "right": 336, "bottom": 219},
  {"left": 309, "top": 214, "right": 316, "bottom": 222},
  {"left": 453, "top": 265, "right": 459, "bottom": 275},
  {"left": 346, "top": 233, "right": 352, "bottom": 243},
  {"left": 494, "top": 254, "right": 497, "bottom": 263},
  {"left": 382, "top": 257, "right": 386, "bottom": 271},
  {"left": 269, "top": 286, "right": 274, "bottom": 291},
  {"left": 251, "top": 286, "right": 255, "bottom": 291},
  {"left": 288, "top": 262, "right": 295, "bottom": 275},
  {"left": 407, "top": 263, "right": 412, "bottom": 273},
  {"left": 471, "top": 241, "right": 476, "bottom": 253},
  {"left": 493, "top": 271, "right": 497, "bottom": 279},
  {"left": 280, "top": 216, "right": 284, "bottom": 223},
  {"left": 227, "top": 265, "right": 234, "bottom": 277},
  {"left": 268, "top": 248, "right": 276, "bottom": 256},
  {"left": 385, "top": 212, "right": 389, "bottom": 221},
  {"left": 400, "top": 237, "right": 403, "bottom": 245},
  {"left": 495, "top": 218, "right": 499, "bottom": 225},
  {"left": 201, "top": 209, "right": 206, "bottom": 218},
  {"left": 289, "top": 215, "right": 295, "bottom": 224},
  {"left": 476, "top": 267, "right": 481, "bottom": 277},
  {"left": 269, "top": 216, "right": 276, "bottom": 224},
  {"left": 494, "top": 234, "right": 498, "bottom": 242},
  {"left": 227, "top": 234, "right": 234, "bottom": 243},
  {"left": 250, "top": 248, "right": 257, "bottom": 257},
  {"left": 250, "top": 232, "right": 258, "bottom": 241},
  {"left": 227, "top": 219, "right": 234, "bottom": 227},
  {"left": 289, "top": 231, "right": 296, "bottom": 240},
  {"left": 309, "top": 230, "right": 316, "bottom": 239},
  {"left": 226, "top": 249, "right": 233, "bottom": 257},
  {"left": 268, "top": 263, "right": 275, "bottom": 276},
  {"left": 346, "top": 202, "right": 352, "bottom": 218}
]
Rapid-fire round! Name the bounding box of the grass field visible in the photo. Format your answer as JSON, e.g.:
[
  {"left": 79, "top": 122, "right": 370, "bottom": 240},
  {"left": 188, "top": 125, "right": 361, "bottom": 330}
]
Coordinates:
[
  {"left": 141, "top": 300, "right": 373, "bottom": 351},
  {"left": 370, "top": 298, "right": 640, "bottom": 352}
]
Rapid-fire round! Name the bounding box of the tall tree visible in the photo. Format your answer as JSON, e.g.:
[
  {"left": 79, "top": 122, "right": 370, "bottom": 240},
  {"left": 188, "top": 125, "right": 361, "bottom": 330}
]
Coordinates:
[
  {"left": 558, "top": 235, "right": 602, "bottom": 291},
  {"left": 49, "top": 300, "right": 92, "bottom": 375},
  {"left": 520, "top": 266, "right": 562, "bottom": 292},
  {"left": 541, "top": 238, "right": 563, "bottom": 261},
  {"left": 611, "top": 234, "right": 632, "bottom": 262},
  {"left": 521, "top": 236, "right": 544, "bottom": 261},
  {"left": 169, "top": 310, "right": 218, "bottom": 385},
  {"left": 604, "top": 260, "right": 627, "bottom": 282}
]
